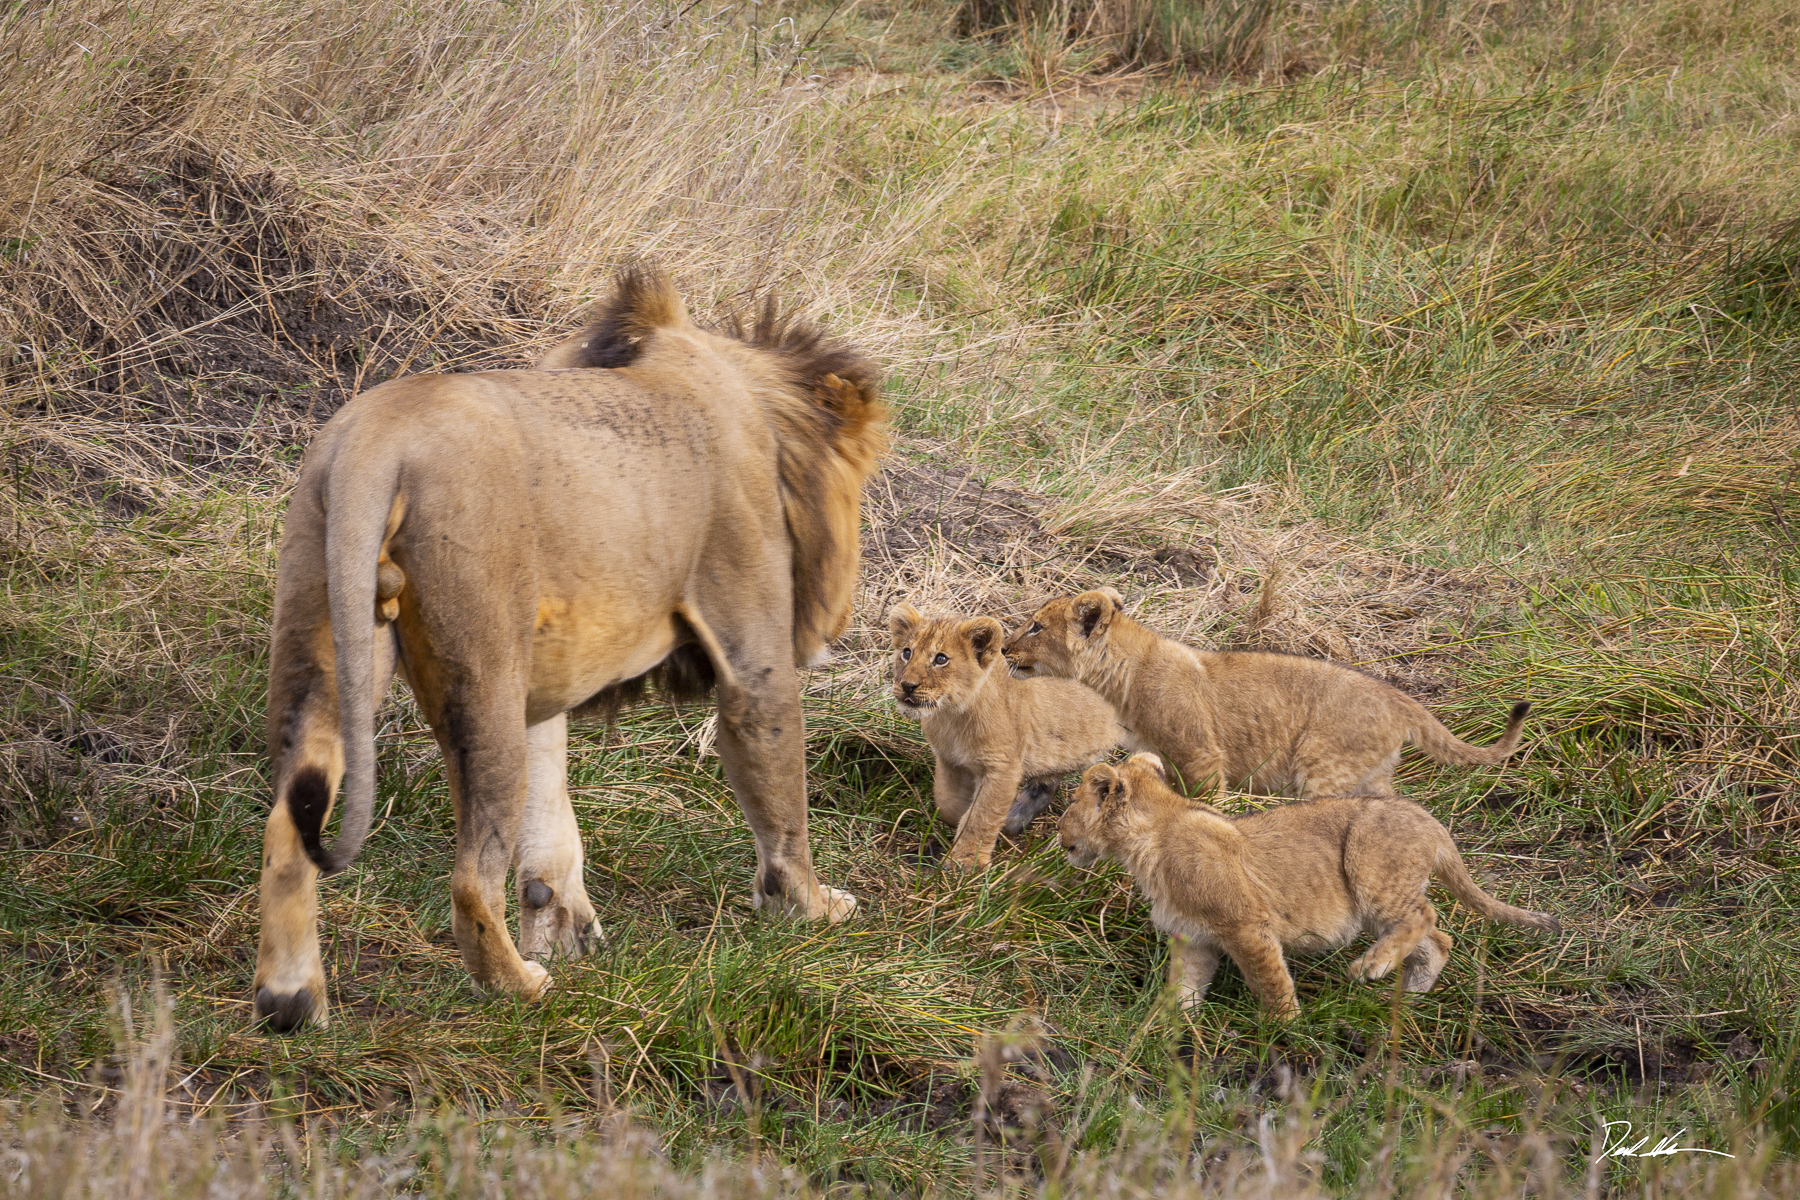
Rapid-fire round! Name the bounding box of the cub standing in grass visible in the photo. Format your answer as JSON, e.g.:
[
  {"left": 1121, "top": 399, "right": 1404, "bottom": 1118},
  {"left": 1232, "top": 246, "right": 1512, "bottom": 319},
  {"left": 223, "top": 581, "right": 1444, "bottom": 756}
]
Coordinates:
[
  {"left": 889, "top": 603, "right": 1124, "bottom": 869},
  {"left": 1005, "top": 587, "right": 1529, "bottom": 800},
  {"left": 1059, "top": 753, "right": 1561, "bottom": 1019}
]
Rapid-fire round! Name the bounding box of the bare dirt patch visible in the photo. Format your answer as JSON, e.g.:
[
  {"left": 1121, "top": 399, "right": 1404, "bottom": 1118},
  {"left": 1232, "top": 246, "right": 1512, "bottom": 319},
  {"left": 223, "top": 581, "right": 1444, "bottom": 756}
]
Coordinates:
[{"left": 844, "top": 448, "right": 1515, "bottom": 709}]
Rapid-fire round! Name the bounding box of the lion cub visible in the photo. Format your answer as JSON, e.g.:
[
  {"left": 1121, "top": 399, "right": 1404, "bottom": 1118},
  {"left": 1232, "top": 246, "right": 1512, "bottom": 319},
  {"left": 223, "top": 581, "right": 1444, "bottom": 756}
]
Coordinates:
[
  {"left": 890, "top": 603, "right": 1124, "bottom": 870},
  {"left": 1005, "top": 588, "right": 1529, "bottom": 800},
  {"left": 1060, "top": 754, "right": 1560, "bottom": 1018}
]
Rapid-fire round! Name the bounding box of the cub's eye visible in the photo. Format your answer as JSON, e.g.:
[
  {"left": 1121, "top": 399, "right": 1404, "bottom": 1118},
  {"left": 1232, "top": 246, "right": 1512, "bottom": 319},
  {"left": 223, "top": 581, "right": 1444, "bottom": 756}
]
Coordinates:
[
  {"left": 932, "top": 653, "right": 949, "bottom": 666},
  {"left": 901, "top": 648, "right": 911, "bottom": 661},
  {"left": 1028, "top": 622, "right": 1042, "bottom": 635}
]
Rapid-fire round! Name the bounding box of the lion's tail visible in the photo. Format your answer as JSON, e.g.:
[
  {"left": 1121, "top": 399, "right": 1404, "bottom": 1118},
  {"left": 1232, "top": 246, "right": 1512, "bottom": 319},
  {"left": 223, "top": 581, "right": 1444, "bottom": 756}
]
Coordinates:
[
  {"left": 306, "top": 445, "right": 402, "bottom": 876},
  {"left": 1432, "top": 842, "right": 1561, "bottom": 935},
  {"left": 1408, "top": 699, "right": 1530, "bottom": 766}
]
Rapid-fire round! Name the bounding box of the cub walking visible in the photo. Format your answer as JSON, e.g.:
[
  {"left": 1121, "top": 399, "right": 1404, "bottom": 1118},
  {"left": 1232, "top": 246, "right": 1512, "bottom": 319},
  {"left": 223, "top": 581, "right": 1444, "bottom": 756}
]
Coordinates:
[
  {"left": 1005, "top": 588, "right": 1528, "bottom": 799},
  {"left": 1059, "top": 754, "right": 1560, "bottom": 1019},
  {"left": 890, "top": 604, "right": 1123, "bottom": 869}
]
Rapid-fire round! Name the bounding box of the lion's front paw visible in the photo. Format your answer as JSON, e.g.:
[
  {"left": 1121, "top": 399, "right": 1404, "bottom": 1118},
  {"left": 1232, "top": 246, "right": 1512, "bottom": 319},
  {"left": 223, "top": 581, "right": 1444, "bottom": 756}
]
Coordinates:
[{"left": 1348, "top": 950, "right": 1396, "bottom": 983}]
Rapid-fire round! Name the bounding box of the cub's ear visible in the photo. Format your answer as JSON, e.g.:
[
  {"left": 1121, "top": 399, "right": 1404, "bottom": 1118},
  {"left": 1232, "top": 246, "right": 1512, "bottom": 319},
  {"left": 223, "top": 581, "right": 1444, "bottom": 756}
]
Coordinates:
[
  {"left": 1099, "top": 586, "right": 1125, "bottom": 608},
  {"left": 1083, "top": 762, "right": 1131, "bottom": 810},
  {"left": 961, "top": 617, "right": 1005, "bottom": 667},
  {"left": 888, "top": 603, "right": 923, "bottom": 645},
  {"left": 1072, "top": 589, "right": 1119, "bottom": 639},
  {"left": 1082, "top": 763, "right": 1121, "bottom": 798},
  {"left": 1128, "top": 752, "right": 1167, "bottom": 782}
]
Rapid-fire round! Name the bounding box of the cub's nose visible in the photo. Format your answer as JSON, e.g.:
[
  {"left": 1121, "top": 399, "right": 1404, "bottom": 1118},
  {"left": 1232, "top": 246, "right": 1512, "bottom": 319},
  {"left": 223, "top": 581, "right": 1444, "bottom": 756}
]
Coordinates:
[{"left": 899, "top": 680, "right": 917, "bottom": 697}]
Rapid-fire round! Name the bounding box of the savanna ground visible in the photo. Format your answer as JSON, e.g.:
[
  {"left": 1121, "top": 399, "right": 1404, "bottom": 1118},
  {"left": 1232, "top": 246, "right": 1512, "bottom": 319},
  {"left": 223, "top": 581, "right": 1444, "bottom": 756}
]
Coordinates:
[{"left": 2, "top": 0, "right": 1798, "bottom": 1194}]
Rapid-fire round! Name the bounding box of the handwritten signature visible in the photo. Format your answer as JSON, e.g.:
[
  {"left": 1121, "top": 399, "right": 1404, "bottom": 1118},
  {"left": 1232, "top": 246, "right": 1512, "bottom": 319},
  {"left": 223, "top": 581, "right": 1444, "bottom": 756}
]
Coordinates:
[{"left": 1596, "top": 1120, "right": 1735, "bottom": 1160}]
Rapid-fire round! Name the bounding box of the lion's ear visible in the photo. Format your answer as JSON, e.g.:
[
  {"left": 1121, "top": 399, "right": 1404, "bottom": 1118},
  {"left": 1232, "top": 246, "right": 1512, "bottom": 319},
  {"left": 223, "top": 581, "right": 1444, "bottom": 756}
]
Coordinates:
[
  {"left": 961, "top": 617, "right": 1004, "bottom": 667},
  {"left": 1099, "top": 768, "right": 1132, "bottom": 814},
  {"left": 817, "top": 373, "right": 866, "bottom": 416},
  {"left": 1072, "top": 590, "right": 1118, "bottom": 639},
  {"left": 888, "top": 603, "right": 923, "bottom": 644},
  {"left": 1098, "top": 586, "right": 1125, "bottom": 609},
  {"left": 1084, "top": 762, "right": 1121, "bottom": 799}
]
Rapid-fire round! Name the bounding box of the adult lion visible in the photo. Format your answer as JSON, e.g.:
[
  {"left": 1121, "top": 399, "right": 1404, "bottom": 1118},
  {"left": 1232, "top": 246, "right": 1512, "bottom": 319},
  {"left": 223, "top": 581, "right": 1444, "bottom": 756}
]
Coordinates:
[{"left": 254, "top": 268, "right": 884, "bottom": 1032}]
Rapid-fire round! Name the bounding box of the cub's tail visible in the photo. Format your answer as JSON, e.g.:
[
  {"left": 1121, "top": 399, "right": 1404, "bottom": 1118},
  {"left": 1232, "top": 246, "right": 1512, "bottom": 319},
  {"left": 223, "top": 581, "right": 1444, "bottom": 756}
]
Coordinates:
[
  {"left": 1433, "top": 844, "right": 1560, "bottom": 935},
  {"left": 1409, "top": 699, "right": 1530, "bottom": 766}
]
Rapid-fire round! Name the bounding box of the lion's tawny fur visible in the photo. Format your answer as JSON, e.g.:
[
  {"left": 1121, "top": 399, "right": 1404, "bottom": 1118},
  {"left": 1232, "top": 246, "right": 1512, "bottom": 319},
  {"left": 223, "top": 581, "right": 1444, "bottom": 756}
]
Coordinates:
[
  {"left": 889, "top": 604, "right": 1123, "bottom": 870},
  {"left": 1059, "top": 754, "right": 1561, "bottom": 1018},
  {"left": 254, "top": 267, "right": 884, "bottom": 1031},
  {"left": 1005, "top": 589, "right": 1529, "bottom": 800}
]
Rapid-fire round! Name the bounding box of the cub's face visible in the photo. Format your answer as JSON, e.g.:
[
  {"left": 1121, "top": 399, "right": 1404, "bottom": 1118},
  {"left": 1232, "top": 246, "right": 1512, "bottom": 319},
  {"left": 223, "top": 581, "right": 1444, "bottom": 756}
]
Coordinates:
[
  {"left": 1003, "top": 587, "right": 1124, "bottom": 678},
  {"left": 1058, "top": 753, "right": 1167, "bottom": 867},
  {"left": 1058, "top": 762, "right": 1128, "bottom": 867},
  {"left": 887, "top": 604, "right": 1005, "bottom": 717}
]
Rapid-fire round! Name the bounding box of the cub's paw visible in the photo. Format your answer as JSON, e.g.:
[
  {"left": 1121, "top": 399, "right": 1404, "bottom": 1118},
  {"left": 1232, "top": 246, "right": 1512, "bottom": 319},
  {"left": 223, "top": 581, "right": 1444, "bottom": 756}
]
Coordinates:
[
  {"left": 1348, "top": 950, "right": 1397, "bottom": 983},
  {"left": 1002, "top": 781, "right": 1058, "bottom": 836},
  {"left": 938, "top": 852, "right": 990, "bottom": 874},
  {"left": 750, "top": 880, "right": 859, "bottom": 923},
  {"left": 1401, "top": 965, "right": 1440, "bottom": 993}
]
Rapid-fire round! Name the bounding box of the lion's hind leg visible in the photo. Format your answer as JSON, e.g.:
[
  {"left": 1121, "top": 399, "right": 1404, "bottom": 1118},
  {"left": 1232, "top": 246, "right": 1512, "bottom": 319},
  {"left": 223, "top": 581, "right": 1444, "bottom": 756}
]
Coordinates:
[
  {"left": 1002, "top": 778, "right": 1058, "bottom": 836},
  {"left": 255, "top": 603, "right": 398, "bottom": 1032},
  {"left": 1401, "top": 923, "right": 1453, "bottom": 993},
  {"left": 1348, "top": 900, "right": 1438, "bottom": 986},
  {"left": 429, "top": 687, "right": 551, "bottom": 1000},
  {"left": 674, "top": 597, "right": 855, "bottom": 924},
  {"left": 516, "top": 713, "right": 602, "bottom": 962}
]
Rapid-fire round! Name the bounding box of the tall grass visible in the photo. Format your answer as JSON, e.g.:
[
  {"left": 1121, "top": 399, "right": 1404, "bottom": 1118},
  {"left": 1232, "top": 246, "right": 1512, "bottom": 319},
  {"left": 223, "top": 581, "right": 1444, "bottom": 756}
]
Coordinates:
[{"left": 5, "top": 982, "right": 1796, "bottom": 1198}]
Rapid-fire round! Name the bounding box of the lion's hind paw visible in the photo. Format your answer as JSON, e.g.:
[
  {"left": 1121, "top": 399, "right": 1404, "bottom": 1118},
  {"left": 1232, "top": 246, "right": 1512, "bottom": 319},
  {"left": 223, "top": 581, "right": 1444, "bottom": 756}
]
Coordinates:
[
  {"left": 819, "top": 884, "right": 859, "bottom": 923},
  {"left": 520, "top": 960, "right": 554, "bottom": 999}
]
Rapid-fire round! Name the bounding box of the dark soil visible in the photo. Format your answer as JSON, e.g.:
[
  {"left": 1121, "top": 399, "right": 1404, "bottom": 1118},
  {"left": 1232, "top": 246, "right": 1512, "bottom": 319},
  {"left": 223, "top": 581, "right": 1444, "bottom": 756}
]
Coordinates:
[
  {"left": 864, "top": 460, "right": 1049, "bottom": 565},
  {"left": 862, "top": 458, "right": 1229, "bottom": 588}
]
